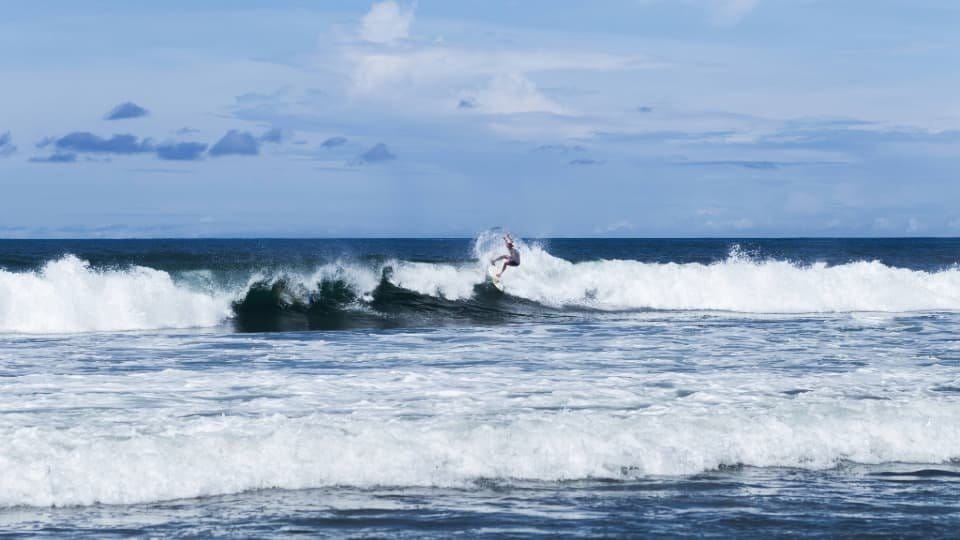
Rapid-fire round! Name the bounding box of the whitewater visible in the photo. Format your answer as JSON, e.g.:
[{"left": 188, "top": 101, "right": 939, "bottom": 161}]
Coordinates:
[
  {"left": 3, "top": 236, "right": 960, "bottom": 334},
  {"left": 2, "top": 314, "right": 959, "bottom": 508},
  {"left": 1, "top": 237, "right": 958, "bottom": 536}
]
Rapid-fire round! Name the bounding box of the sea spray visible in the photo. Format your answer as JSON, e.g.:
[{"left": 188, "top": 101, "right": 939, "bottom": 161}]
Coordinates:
[{"left": 0, "top": 256, "right": 232, "bottom": 333}]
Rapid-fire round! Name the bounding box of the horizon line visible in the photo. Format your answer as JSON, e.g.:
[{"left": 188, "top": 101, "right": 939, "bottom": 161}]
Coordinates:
[{"left": 2, "top": 235, "right": 960, "bottom": 241}]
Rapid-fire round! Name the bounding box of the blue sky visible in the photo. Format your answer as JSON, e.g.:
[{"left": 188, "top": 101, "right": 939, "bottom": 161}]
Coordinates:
[{"left": 1, "top": 0, "right": 958, "bottom": 237}]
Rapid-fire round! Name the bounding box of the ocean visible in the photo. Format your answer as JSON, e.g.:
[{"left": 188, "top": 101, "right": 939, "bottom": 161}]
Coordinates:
[{"left": 1, "top": 234, "right": 958, "bottom": 537}]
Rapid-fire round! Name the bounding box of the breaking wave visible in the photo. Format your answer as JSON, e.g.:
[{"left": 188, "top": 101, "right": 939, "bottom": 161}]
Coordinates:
[
  {"left": 0, "top": 256, "right": 232, "bottom": 333},
  {"left": 3, "top": 235, "right": 960, "bottom": 333},
  {"left": 2, "top": 398, "right": 957, "bottom": 507}
]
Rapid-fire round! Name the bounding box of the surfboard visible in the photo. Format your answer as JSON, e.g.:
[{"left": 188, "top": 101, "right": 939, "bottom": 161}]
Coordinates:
[{"left": 487, "top": 263, "right": 504, "bottom": 291}]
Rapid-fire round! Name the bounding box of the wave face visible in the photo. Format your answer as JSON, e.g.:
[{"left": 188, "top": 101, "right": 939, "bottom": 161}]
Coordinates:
[{"left": 3, "top": 236, "right": 960, "bottom": 333}]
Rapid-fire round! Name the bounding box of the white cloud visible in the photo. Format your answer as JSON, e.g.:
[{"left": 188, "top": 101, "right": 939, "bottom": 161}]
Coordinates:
[
  {"left": 329, "top": 0, "right": 679, "bottom": 145},
  {"left": 359, "top": 0, "right": 413, "bottom": 44},
  {"left": 343, "top": 1, "right": 642, "bottom": 113},
  {"left": 487, "top": 114, "right": 600, "bottom": 140},
  {"left": 473, "top": 74, "right": 565, "bottom": 115},
  {"left": 346, "top": 47, "right": 634, "bottom": 97}
]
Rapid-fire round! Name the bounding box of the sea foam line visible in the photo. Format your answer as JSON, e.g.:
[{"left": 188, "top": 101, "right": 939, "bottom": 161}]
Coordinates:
[{"left": 1, "top": 400, "right": 957, "bottom": 507}]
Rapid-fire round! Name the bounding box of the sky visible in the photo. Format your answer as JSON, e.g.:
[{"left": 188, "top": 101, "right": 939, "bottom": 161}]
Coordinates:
[{"left": 1, "top": 0, "right": 958, "bottom": 237}]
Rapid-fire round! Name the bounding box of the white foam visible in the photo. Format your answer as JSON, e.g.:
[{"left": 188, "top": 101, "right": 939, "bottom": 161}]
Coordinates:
[
  {"left": 1, "top": 399, "right": 956, "bottom": 507},
  {"left": 398, "top": 237, "right": 960, "bottom": 313},
  {"left": 1, "top": 311, "right": 958, "bottom": 508},
  {"left": 502, "top": 248, "right": 960, "bottom": 312},
  {"left": 391, "top": 261, "right": 482, "bottom": 300},
  {"left": 0, "top": 256, "right": 232, "bottom": 333},
  {"left": 250, "top": 261, "right": 383, "bottom": 304}
]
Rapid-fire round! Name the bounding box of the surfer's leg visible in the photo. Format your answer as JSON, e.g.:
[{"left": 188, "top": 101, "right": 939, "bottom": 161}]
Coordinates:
[{"left": 497, "top": 260, "right": 517, "bottom": 277}]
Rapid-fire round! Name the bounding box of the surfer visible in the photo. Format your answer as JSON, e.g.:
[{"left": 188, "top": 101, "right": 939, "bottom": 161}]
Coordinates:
[{"left": 491, "top": 234, "right": 520, "bottom": 278}]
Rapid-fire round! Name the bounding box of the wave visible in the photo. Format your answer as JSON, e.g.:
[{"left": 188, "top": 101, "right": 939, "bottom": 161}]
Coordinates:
[
  {"left": 504, "top": 244, "right": 960, "bottom": 313},
  {"left": 0, "top": 256, "right": 232, "bottom": 333},
  {"left": 1, "top": 399, "right": 957, "bottom": 507},
  {"left": 3, "top": 237, "right": 960, "bottom": 333}
]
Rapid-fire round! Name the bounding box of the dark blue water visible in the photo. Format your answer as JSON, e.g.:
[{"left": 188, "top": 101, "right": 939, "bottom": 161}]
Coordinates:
[
  {"left": 2, "top": 237, "right": 959, "bottom": 271},
  {"left": 1, "top": 237, "right": 958, "bottom": 537}
]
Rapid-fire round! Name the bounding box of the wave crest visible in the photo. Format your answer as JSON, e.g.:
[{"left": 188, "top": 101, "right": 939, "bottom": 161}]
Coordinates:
[
  {"left": 0, "top": 256, "right": 231, "bottom": 333},
  {"left": 4, "top": 241, "right": 960, "bottom": 334}
]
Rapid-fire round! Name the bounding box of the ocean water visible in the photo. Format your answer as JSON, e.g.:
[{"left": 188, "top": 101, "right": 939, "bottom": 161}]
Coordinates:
[{"left": 1, "top": 235, "right": 959, "bottom": 537}]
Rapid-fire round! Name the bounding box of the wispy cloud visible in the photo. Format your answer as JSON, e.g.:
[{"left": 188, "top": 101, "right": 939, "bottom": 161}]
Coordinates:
[
  {"left": 640, "top": 0, "right": 761, "bottom": 25},
  {"left": 347, "top": 47, "right": 638, "bottom": 100},
  {"left": 342, "top": 0, "right": 648, "bottom": 118},
  {"left": 29, "top": 153, "right": 77, "bottom": 164},
  {"left": 534, "top": 144, "right": 586, "bottom": 155},
  {"left": 594, "top": 220, "right": 635, "bottom": 234},
  {"left": 704, "top": 217, "right": 756, "bottom": 231},
  {"left": 675, "top": 160, "right": 781, "bottom": 170},
  {"left": 708, "top": 0, "right": 761, "bottom": 25}
]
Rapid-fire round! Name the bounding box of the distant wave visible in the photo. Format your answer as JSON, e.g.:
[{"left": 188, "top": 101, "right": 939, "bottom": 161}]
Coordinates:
[{"left": 3, "top": 235, "right": 960, "bottom": 333}]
